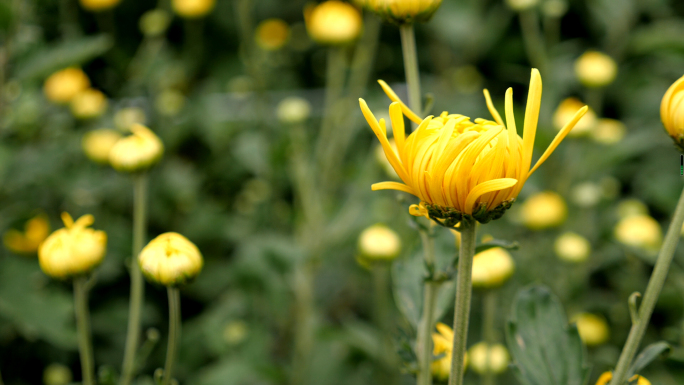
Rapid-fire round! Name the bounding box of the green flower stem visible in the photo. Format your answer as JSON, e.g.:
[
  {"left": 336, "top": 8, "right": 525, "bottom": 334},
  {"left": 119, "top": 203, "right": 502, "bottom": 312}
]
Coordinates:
[
  {"left": 519, "top": 9, "right": 547, "bottom": 75},
  {"left": 399, "top": 24, "right": 422, "bottom": 129},
  {"left": 609, "top": 185, "right": 684, "bottom": 385},
  {"left": 481, "top": 290, "right": 497, "bottom": 385},
  {"left": 121, "top": 173, "right": 148, "bottom": 385},
  {"left": 417, "top": 228, "right": 438, "bottom": 385},
  {"left": 449, "top": 219, "right": 477, "bottom": 385},
  {"left": 162, "top": 287, "right": 181, "bottom": 385},
  {"left": 74, "top": 276, "right": 95, "bottom": 385},
  {"left": 372, "top": 262, "right": 399, "bottom": 382}
]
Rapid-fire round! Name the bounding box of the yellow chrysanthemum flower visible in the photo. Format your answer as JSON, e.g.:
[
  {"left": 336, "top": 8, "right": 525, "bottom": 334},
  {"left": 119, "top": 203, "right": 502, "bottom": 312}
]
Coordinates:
[
  {"left": 367, "top": 0, "right": 443, "bottom": 25},
  {"left": 43, "top": 68, "right": 90, "bottom": 104},
  {"left": 471, "top": 247, "right": 515, "bottom": 288},
  {"left": 79, "top": 0, "right": 121, "bottom": 12},
  {"left": 595, "top": 371, "right": 651, "bottom": 385},
  {"left": 172, "top": 0, "right": 216, "bottom": 18},
  {"left": 70, "top": 89, "right": 108, "bottom": 119},
  {"left": 574, "top": 51, "right": 618, "bottom": 88},
  {"left": 660, "top": 74, "right": 684, "bottom": 150},
  {"left": 305, "top": 1, "right": 363, "bottom": 45},
  {"left": 3, "top": 214, "right": 51, "bottom": 254},
  {"left": 255, "top": 19, "right": 290, "bottom": 51},
  {"left": 361, "top": 69, "right": 588, "bottom": 225},
  {"left": 138, "top": 232, "right": 203, "bottom": 286},
  {"left": 520, "top": 191, "right": 567, "bottom": 230},
  {"left": 573, "top": 313, "right": 609, "bottom": 346},
  {"left": 468, "top": 342, "right": 509, "bottom": 375},
  {"left": 82, "top": 128, "right": 122, "bottom": 164},
  {"left": 357, "top": 224, "right": 402, "bottom": 261},
  {"left": 108, "top": 123, "right": 164, "bottom": 172}
]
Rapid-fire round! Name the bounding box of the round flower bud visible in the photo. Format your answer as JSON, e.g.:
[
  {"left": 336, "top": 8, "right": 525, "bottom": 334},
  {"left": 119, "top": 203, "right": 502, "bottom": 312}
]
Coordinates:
[
  {"left": 573, "top": 313, "right": 609, "bottom": 346},
  {"left": 554, "top": 232, "right": 590, "bottom": 263},
  {"left": 369, "top": 0, "right": 443, "bottom": 25},
  {"left": 114, "top": 107, "right": 147, "bottom": 130},
  {"left": 521, "top": 191, "right": 567, "bottom": 230},
  {"left": 108, "top": 124, "right": 164, "bottom": 172},
  {"left": 357, "top": 224, "right": 401, "bottom": 261},
  {"left": 595, "top": 372, "right": 651, "bottom": 385},
  {"left": 38, "top": 213, "right": 107, "bottom": 279},
  {"left": 277, "top": 96, "right": 311, "bottom": 124},
  {"left": 70, "top": 89, "right": 108, "bottom": 119},
  {"left": 592, "top": 118, "right": 626, "bottom": 145},
  {"left": 614, "top": 214, "right": 662, "bottom": 251},
  {"left": 431, "top": 322, "right": 468, "bottom": 380},
  {"left": 468, "top": 342, "right": 509, "bottom": 375},
  {"left": 139, "top": 232, "right": 203, "bottom": 286},
  {"left": 139, "top": 9, "right": 172, "bottom": 37},
  {"left": 553, "top": 97, "right": 597, "bottom": 137},
  {"left": 255, "top": 19, "right": 290, "bottom": 51},
  {"left": 172, "top": 0, "right": 216, "bottom": 18},
  {"left": 571, "top": 182, "right": 601, "bottom": 208},
  {"left": 43, "top": 68, "right": 90, "bottom": 104},
  {"left": 79, "top": 0, "right": 120, "bottom": 11},
  {"left": 617, "top": 199, "right": 649, "bottom": 219},
  {"left": 660, "top": 74, "right": 684, "bottom": 151},
  {"left": 43, "top": 363, "right": 73, "bottom": 385},
  {"left": 505, "top": 0, "right": 539, "bottom": 11},
  {"left": 471, "top": 247, "right": 515, "bottom": 289},
  {"left": 574, "top": 51, "right": 618, "bottom": 88},
  {"left": 3, "top": 214, "right": 51, "bottom": 254},
  {"left": 82, "top": 128, "right": 122, "bottom": 164},
  {"left": 305, "top": 1, "right": 362, "bottom": 46}
]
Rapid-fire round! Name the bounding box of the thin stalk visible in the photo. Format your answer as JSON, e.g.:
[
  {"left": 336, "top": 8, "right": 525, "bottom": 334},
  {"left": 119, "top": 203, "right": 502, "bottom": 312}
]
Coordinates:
[
  {"left": 417, "top": 228, "right": 437, "bottom": 385},
  {"left": 399, "top": 24, "right": 421, "bottom": 129},
  {"left": 448, "top": 219, "right": 477, "bottom": 385},
  {"left": 519, "top": 9, "right": 547, "bottom": 75},
  {"left": 291, "top": 262, "right": 316, "bottom": 385},
  {"left": 481, "top": 291, "right": 497, "bottom": 385},
  {"left": 609, "top": 186, "right": 684, "bottom": 385},
  {"left": 74, "top": 277, "right": 95, "bottom": 385},
  {"left": 162, "top": 288, "right": 181, "bottom": 385},
  {"left": 372, "top": 262, "right": 398, "bottom": 383},
  {"left": 120, "top": 174, "right": 148, "bottom": 385},
  {"left": 315, "top": 46, "right": 348, "bottom": 174}
]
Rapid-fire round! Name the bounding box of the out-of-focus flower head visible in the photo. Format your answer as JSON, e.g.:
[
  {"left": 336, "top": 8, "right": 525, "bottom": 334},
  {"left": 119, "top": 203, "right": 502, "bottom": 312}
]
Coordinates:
[
  {"left": 3, "top": 214, "right": 50, "bottom": 254},
  {"left": 305, "top": 1, "right": 363, "bottom": 45},
  {"left": 172, "top": 0, "right": 216, "bottom": 18},
  {"left": 431, "top": 322, "right": 468, "bottom": 380},
  {"left": 573, "top": 313, "right": 609, "bottom": 346},
  {"left": 367, "top": 0, "right": 443, "bottom": 25},
  {"left": 553, "top": 97, "right": 597, "bottom": 137},
  {"left": 575, "top": 51, "right": 618, "bottom": 88},
  {"left": 595, "top": 372, "right": 651, "bottom": 385},
  {"left": 505, "top": 0, "right": 539, "bottom": 11},
  {"left": 38, "top": 213, "right": 107, "bottom": 279},
  {"left": 114, "top": 107, "right": 147, "bottom": 130},
  {"left": 82, "top": 128, "right": 122, "bottom": 164},
  {"left": 361, "top": 69, "right": 587, "bottom": 225},
  {"left": 79, "top": 0, "right": 121, "bottom": 12},
  {"left": 357, "top": 224, "right": 401, "bottom": 262},
  {"left": 471, "top": 247, "right": 515, "bottom": 289},
  {"left": 108, "top": 123, "right": 164, "bottom": 172},
  {"left": 541, "top": 0, "right": 567, "bottom": 17},
  {"left": 554, "top": 232, "right": 590, "bottom": 263},
  {"left": 617, "top": 199, "right": 649, "bottom": 219},
  {"left": 592, "top": 118, "right": 625, "bottom": 145},
  {"left": 571, "top": 181, "right": 601, "bottom": 208},
  {"left": 521, "top": 191, "right": 567, "bottom": 230},
  {"left": 140, "top": 9, "right": 172, "bottom": 37},
  {"left": 468, "top": 342, "right": 509, "bottom": 375},
  {"left": 138, "top": 232, "right": 203, "bottom": 286},
  {"left": 614, "top": 214, "right": 662, "bottom": 252},
  {"left": 660, "top": 74, "right": 684, "bottom": 151},
  {"left": 70, "top": 89, "right": 108, "bottom": 119},
  {"left": 255, "top": 19, "right": 290, "bottom": 50},
  {"left": 43, "top": 363, "right": 73, "bottom": 385},
  {"left": 43, "top": 68, "right": 90, "bottom": 104},
  {"left": 277, "top": 96, "right": 312, "bottom": 124}
]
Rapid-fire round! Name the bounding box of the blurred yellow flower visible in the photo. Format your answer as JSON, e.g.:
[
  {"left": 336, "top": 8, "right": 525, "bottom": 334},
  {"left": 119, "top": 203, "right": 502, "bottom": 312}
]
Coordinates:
[
  {"left": 114, "top": 107, "right": 147, "bottom": 130},
  {"left": 573, "top": 313, "right": 609, "bottom": 346},
  {"left": 505, "top": 0, "right": 539, "bottom": 11},
  {"left": 79, "top": 0, "right": 121, "bottom": 11},
  {"left": 432, "top": 322, "right": 468, "bottom": 380},
  {"left": 357, "top": 224, "right": 401, "bottom": 261},
  {"left": 82, "top": 128, "right": 122, "bottom": 164},
  {"left": 70, "top": 89, "right": 108, "bottom": 119},
  {"left": 139, "top": 9, "right": 172, "bottom": 37},
  {"left": 277, "top": 96, "right": 312, "bottom": 124},
  {"left": 109, "top": 124, "right": 164, "bottom": 172},
  {"left": 471, "top": 247, "right": 515, "bottom": 288},
  {"left": 172, "top": 0, "right": 216, "bottom": 18},
  {"left": 617, "top": 199, "right": 649, "bottom": 220},
  {"left": 43, "top": 363, "right": 73, "bottom": 385},
  {"left": 553, "top": 97, "right": 596, "bottom": 137},
  {"left": 362, "top": 69, "right": 587, "bottom": 225},
  {"left": 43, "top": 68, "right": 90, "bottom": 104},
  {"left": 3, "top": 214, "right": 50, "bottom": 254},
  {"left": 554, "top": 232, "right": 590, "bottom": 263},
  {"left": 521, "top": 191, "right": 567, "bottom": 230},
  {"left": 575, "top": 51, "right": 618, "bottom": 88},
  {"left": 305, "top": 1, "right": 362, "bottom": 45},
  {"left": 368, "top": 0, "right": 443, "bottom": 25},
  {"left": 255, "top": 19, "right": 290, "bottom": 50},
  {"left": 468, "top": 342, "right": 509, "bottom": 375},
  {"left": 615, "top": 214, "right": 662, "bottom": 251},
  {"left": 660, "top": 74, "right": 684, "bottom": 150},
  {"left": 595, "top": 371, "right": 651, "bottom": 385},
  {"left": 139, "top": 232, "right": 203, "bottom": 286},
  {"left": 38, "top": 213, "right": 107, "bottom": 279},
  {"left": 592, "top": 118, "right": 625, "bottom": 145}
]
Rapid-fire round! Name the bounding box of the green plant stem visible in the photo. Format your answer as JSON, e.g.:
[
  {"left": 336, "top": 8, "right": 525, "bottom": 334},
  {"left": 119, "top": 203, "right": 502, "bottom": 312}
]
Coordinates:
[
  {"left": 449, "top": 219, "right": 477, "bottom": 385},
  {"left": 417, "top": 229, "right": 437, "bottom": 385},
  {"left": 372, "top": 262, "right": 398, "bottom": 382},
  {"left": 481, "top": 291, "right": 497, "bottom": 385},
  {"left": 399, "top": 24, "right": 422, "bottom": 129},
  {"left": 120, "top": 173, "right": 148, "bottom": 385},
  {"left": 162, "top": 287, "right": 181, "bottom": 385},
  {"left": 74, "top": 277, "right": 95, "bottom": 385},
  {"left": 291, "top": 261, "right": 316, "bottom": 385},
  {"left": 315, "top": 46, "right": 348, "bottom": 176},
  {"left": 519, "top": 9, "right": 547, "bottom": 75},
  {"left": 609, "top": 185, "right": 684, "bottom": 385}
]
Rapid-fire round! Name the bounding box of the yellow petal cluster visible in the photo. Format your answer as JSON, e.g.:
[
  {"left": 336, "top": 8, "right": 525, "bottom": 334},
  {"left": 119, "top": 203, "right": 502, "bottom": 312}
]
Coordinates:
[
  {"left": 70, "top": 88, "right": 108, "bottom": 119},
  {"left": 82, "top": 128, "right": 122, "bottom": 164},
  {"left": 255, "top": 19, "right": 290, "bottom": 51},
  {"left": 38, "top": 213, "right": 107, "bottom": 279},
  {"left": 305, "top": 1, "right": 362, "bottom": 46},
  {"left": 109, "top": 124, "right": 164, "bottom": 172},
  {"left": 614, "top": 214, "right": 662, "bottom": 252},
  {"left": 554, "top": 232, "right": 591, "bottom": 263},
  {"left": 520, "top": 191, "right": 567, "bottom": 230},
  {"left": 138, "top": 232, "right": 203, "bottom": 286},
  {"left": 471, "top": 247, "right": 515, "bottom": 288},
  {"left": 3, "top": 214, "right": 50, "bottom": 254},
  {"left": 574, "top": 51, "right": 618, "bottom": 88},
  {"left": 573, "top": 313, "right": 609, "bottom": 346},
  {"left": 357, "top": 224, "right": 401, "bottom": 261},
  {"left": 172, "top": 0, "right": 216, "bottom": 18},
  {"left": 367, "top": 0, "right": 443, "bottom": 25},
  {"left": 362, "top": 69, "right": 587, "bottom": 224},
  {"left": 432, "top": 322, "right": 468, "bottom": 380},
  {"left": 660, "top": 74, "right": 684, "bottom": 150},
  {"left": 467, "top": 342, "right": 509, "bottom": 375},
  {"left": 79, "top": 0, "right": 121, "bottom": 11},
  {"left": 43, "top": 68, "right": 90, "bottom": 104},
  {"left": 595, "top": 372, "right": 651, "bottom": 385}
]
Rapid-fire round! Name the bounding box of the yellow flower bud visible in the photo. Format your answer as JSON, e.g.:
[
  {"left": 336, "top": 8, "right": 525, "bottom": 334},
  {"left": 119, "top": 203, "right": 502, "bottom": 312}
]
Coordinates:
[
  {"left": 592, "top": 118, "right": 626, "bottom": 145},
  {"left": 38, "top": 213, "right": 107, "bottom": 279},
  {"left": 553, "top": 97, "right": 597, "bottom": 137},
  {"left": 172, "top": 0, "right": 216, "bottom": 18},
  {"left": 468, "top": 342, "right": 509, "bottom": 375},
  {"left": 79, "top": 0, "right": 121, "bottom": 11},
  {"left": 276, "top": 96, "right": 312, "bottom": 124},
  {"left": 139, "top": 9, "right": 172, "bottom": 37},
  {"left": 521, "top": 191, "right": 567, "bottom": 230},
  {"left": 305, "top": 1, "right": 363, "bottom": 45},
  {"left": 554, "top": 232, "right": 591, "bottom": 263},
  {"left": 114, "top": 107, "right": 147, "bottom": 130},
  {"left": 138, "top": 232, "right": 203, "bottom": 286},
  {"left": 3, "top": 214, "right": 51, "bottom": 254},
  {"left": 573, "top": 313, "right": 609, "bottom": 346},
  {"left": 431, "top": 323, "right": 468, "bottom": 380},
  {"left": 614, "top": 214, "right": 662, "bottom": 251},
  {"left": 43, "top": 68, "right": 90, "bottom": 104},
  {"left": 82, "top": 128, "right": 122, "bottom": 164},
  {"left": 660, "top": 74, "right": 684, "bottom": 150},
  {"left": 505, "top": 0, "right": 539, "bottom": 11},
  {"left": 575, "top": 51, "right": 618, "bottom": 88},
  {"left": 471, "top": 247, "right": 515, "bottom": 289},
  {"left": 255, "top": 19, "right": 290, "bottom": 51},
  {"left": 595, "top": 371, "right": 651, "bottom": 385},
  {"left": 108, "top": 124, "right": 164, "bottom": 172},
  {"left": 368, "top": 0, "right": 443, "bottom": 25},
  {"left": 571, "top": 182, "right": 601, "bottom": 208},
  {"left": 43, "top": 363, "right": 73, "bottom": 385},
  {"left": 70, "top": 89, "right": 108, "bottom": 119},
  {"left": 358, "top": 224, "right": 401, "bottom": 261},
  {"left": 617, "top": 199, "right": 649, "bottom": 219}
]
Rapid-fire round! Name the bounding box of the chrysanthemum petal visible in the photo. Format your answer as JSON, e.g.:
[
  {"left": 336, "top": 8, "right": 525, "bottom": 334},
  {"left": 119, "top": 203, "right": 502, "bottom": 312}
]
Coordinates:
[
  {"left": 483, "top": 89, "right": 505, "bottom": 127},
  {"left": 371, "top": 181, "right": 417, "bottom": 196},
  {"left": 360, "top": 99, "right": 411, "bottom": 183},
  {"left": 521, "top": 69, "right": 542, "bottom": 183},
  {"left": 464, "top": 178, "right": 517, "bottom": 214},
  {"left": 378, "top": 80, "right": 422, "bottom": 124},
  {"left": 389, "top": 102, "right": 407, "bottom": 161}
]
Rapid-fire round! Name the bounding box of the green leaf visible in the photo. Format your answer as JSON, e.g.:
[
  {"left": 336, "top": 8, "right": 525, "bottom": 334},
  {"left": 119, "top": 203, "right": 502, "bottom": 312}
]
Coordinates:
[
  {"left": 475, "top": 239, "right": 520, "bottom": 254},
  {"left": 391, "top": 251, "right": 422, "bottom": 328},
  {"left": 506, "top": 285, "right": 591, "bottom": 385},
  {"left": 627, "top": 341, "right": 670, "bottom": 378}
]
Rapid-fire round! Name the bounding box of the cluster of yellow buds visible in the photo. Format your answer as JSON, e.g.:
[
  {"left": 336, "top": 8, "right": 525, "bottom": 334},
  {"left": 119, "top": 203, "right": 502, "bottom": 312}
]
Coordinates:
[
  {"left": 138, "top": 232, "right": 203, "bottom": 286},
  {"left": 43, "top": 68, "right": 108, "bottom": 119}
]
